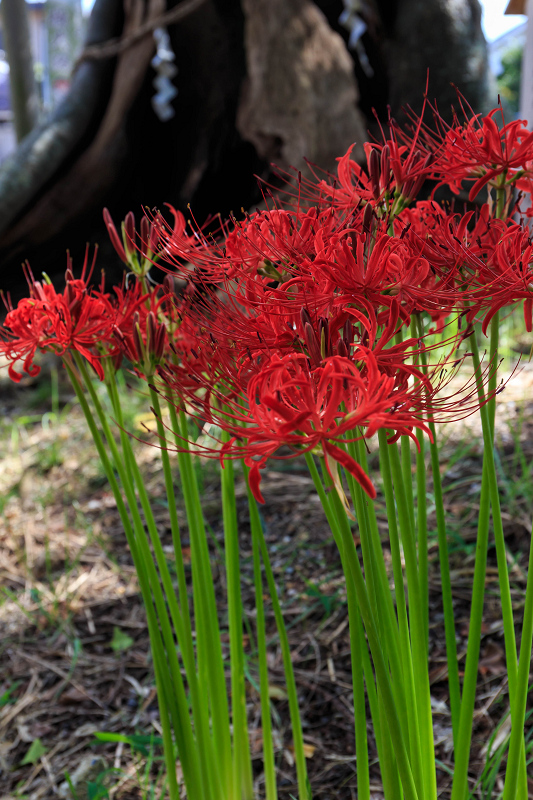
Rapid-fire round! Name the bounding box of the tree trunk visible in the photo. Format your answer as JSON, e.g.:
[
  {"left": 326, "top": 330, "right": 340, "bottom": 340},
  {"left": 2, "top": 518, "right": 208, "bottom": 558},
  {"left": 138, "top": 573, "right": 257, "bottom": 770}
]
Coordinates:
[
  {"left": 0, "top": 0, "right": 492, "bottom": 295},
  {"left": 1, "top": 0, "right": 40, "bottom": 140}
]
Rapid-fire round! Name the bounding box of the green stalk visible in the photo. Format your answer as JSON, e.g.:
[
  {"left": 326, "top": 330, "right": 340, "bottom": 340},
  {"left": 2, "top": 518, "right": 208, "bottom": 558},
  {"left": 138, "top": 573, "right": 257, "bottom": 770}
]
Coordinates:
[
  {"left": 427, "top": 416, "right": 461, "bottom": 741},
  {"left": 251, "top": 493, "right": 310, "bottom": 800},
  {"left": 246, "top": 468, "right": 278, "bottom": 800},
  {"left": 395, "top": 328, "right": 416, "bottom": 537},
  {"left": 451, "top": 325, "right": 525, "bottom": 800},
  {"left": 414, "top": 314, "right": 461, "bottom": 744},
  {"left": 410, "top": 316, "right": 428, "bottom": 650},
  {"left": 377, "top": 430, "right": 424, "bottom": 796},
  {"left": 502, "top": 520, "right": 533, "bottom": 800},
  {"left": 469, "top": 332, "right": 527, "bottom": 793},
  {"left": 319, "top": 452, "right": 371, "bottom": 800},
  {"left": 387, "top": 441, "right": 436, "bottom": 800},
  {"left": 103, "top": 370, "right": 223, "bottom": 799},
  {"left": 401, "top": 435, "right": 416, "bottom": 535},
  {"left": 348, "top": 588, "right": 370, "bottom": 800},
  {"left": 415, "top": 428, "right": 428, "bottom": 651},
  {"left": 148, "top": 386, "right": 220, "bottom": 798},
  {"left": 450, "top": 458, "right": 491, "bottom": 800},
  {"left": 220, "top": 447, "right": 253, "bottom": 799},
  {"left": 65, "top": 358, "right": 199, "bottom": 800},
  {"left": 304, "top": 453, "right": 419, "bottom": 800},
  {"left": 171, "top": 405, "right": 234, "bottom": 797},
  {"left": 341, "top": 441, "right": 409, "bottom": 796}
]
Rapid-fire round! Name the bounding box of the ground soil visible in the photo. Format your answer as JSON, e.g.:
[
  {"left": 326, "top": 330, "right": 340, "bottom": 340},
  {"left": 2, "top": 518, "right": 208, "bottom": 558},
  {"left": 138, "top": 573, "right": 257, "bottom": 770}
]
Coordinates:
[{"left": 1, "top": 357, "right": 533, "bottom": 799}]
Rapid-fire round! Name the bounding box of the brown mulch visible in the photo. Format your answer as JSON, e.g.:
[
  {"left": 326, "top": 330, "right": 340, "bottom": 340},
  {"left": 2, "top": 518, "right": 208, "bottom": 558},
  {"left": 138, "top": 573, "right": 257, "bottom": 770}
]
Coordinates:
[{"left": 1, "top": 360, "right": 533, "bottom": 799}]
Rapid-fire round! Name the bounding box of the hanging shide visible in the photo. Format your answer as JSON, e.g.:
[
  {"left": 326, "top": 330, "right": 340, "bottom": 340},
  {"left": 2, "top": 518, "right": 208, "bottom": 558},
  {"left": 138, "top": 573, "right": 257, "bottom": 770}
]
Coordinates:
[{"left": 1, "top": 97, "right": 533, "bottom": 799}]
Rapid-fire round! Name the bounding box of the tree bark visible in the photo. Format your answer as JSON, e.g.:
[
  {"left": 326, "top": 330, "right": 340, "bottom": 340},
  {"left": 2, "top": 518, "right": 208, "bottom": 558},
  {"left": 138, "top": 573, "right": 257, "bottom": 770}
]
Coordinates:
[
  {"left": 0, "top": 0, "right": 123, "bottom": 238},
  {"left": 237, "top": 0, "right": 367, "bottom": 174},
  {"left": 1, "top": 0, "right": 40, "bottom": 141}
]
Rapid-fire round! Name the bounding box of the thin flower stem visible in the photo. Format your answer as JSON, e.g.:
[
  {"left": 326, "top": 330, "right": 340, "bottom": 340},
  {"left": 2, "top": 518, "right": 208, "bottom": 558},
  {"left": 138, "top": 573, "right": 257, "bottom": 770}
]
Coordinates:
[
  {"left": 220, "top": 447, "right": 254, "bottom": 799},
  {"left": 415, "top": 314, "right": 461, "bottom": 743},
  {"left": 401, "top": 435, "right": 416, "bottom": 536},
  {"left": 503, "top": 518, "right": 533, "bottom": 800},
  {"left": 321, "top": 453, "right": 371, "bottom": 800},
  {"left": 450, "top": 458, "right": 491, "bottom": 800},
  {"left": 76, "top": 358, "right": 217, "bottom": 799},
  {"left": 326, "top": 445, "right": 408, "bottom": 800},
  {"left": 251, "top": 493, "right": 310, "bottom": 800},
  {"left": 347, "top": 589, "right": 370, "bottom": 800},
  {"left": 469, "top": 331, "right": 528, "bottom": 795},
  {"left": 148, "top": 388, "right": 191, "bottom": 637},
  {"left": 377, "top": 430, "right": 424, "bottom": 795},
  {"left": 411, "top": 316, "right": 428, "bottom": 652},
  {"left": 427, "top": 418, "right": 462, "bottom": 737},
  {"left": 304, "top": 452, "right": 420, "bottom": 800},
  {"left": 342, "top": 440, "right": 410, "bottom": 790},
  {"left": 148, "top": 387, "right": 221, "bottom": 797},
  {"left": 246, "top": 467, "right": 278, "bottom": 800},
  {"left": 415, "top": 427, "right": 428, "bottom": 650},
  {"left": 171, "top": 405, "right": 234, "bottom": 798},
  {"left": 387, "top": 441, "right": 436, "bottom": 800},
  {"left": 452, "top": 322, "right": 526, "bottom": 800},
  {"left": 65, "top": 358, "right": 198, "bottom": 800},
  {"left": 395, "top": 329, "right": 416, "bottom": 537}
]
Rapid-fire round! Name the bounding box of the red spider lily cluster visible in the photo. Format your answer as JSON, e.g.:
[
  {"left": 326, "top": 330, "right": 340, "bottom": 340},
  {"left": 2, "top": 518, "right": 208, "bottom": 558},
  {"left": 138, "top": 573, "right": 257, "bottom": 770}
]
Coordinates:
[{"left": 2, "top": 101, "right": 533, "bottom": 503}]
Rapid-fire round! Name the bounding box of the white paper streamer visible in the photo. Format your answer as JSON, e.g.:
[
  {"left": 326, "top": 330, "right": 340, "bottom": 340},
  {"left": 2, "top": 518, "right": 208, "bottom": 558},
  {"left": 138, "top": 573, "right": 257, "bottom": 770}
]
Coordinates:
[{"left": 151, "top": 27, "right": 178, "bottom": 122}]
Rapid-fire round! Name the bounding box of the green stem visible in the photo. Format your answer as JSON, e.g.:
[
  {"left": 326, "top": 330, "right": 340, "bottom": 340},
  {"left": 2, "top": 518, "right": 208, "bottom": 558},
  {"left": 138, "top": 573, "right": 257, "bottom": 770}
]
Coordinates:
[
  {"left": 452, "top": 324, "right": 524, "bottom": 800},
  {"left": 304, "top": 453, "right": 419, "bottom": 800},
  {"left": 170, "top": 405, "right": 234, "bottom": 798},
  {"left": 148, "top": 386, "right": 220, "bottom": 799},
  {"left": 220, "top": 449, "right": 253, "bottom": 799},
  {"left": 252, "top": 494, "right": 310, "bottom": 800},
  {"left": 415, "top": 315, "right": 461, "bottom": 742},
  {"left": 503, "top": 519, "right": 533, "bottom": 800},
  {"left": 320, "top": 451, "right": 371, "bottom": 800},
  {"left": 65, "top": 358, "right": 197, "bottom": 800},
  {"left": 377, "top": 430, "right": 423, "bottom": 792},
  {"left": 246, "top": 468, "right": 278, "bottom": 800},
  {"left": 387, "top": 441, "right": 436, "bottom": 800}
]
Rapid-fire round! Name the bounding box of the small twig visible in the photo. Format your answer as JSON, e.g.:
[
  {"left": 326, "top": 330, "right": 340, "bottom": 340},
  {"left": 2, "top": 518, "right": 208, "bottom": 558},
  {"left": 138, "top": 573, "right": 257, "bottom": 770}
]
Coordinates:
[
  {"left": 75, "top": 0, "right": 206, "bottom": 67},
  {"left": 17, "top": 650, "right": 104, "bottom": 708}
]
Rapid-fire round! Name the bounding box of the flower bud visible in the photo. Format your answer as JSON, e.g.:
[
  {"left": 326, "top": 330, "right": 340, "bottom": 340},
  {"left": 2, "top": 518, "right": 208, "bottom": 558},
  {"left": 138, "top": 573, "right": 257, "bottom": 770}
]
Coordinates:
[
  {"left": 319, "top": 317, "right": 331, "bottom": 359},
  {"left": 103, "top": 208, "right": 128, "bottom": 264},
  {"left": 147, "top": 311, "right": 158, "bottom": 350},
  {"left": 380, "top": 145, "right": 390, "bottom": 191},
  {"left": 149, "top": 216, "right": 161, "bottom": 253},
  {"left": 362, "top": 203, "right": 374, "bottom": 232},
  {"left": 300, "top": 307, "right": 312, "bottom": 329},
  {"left": 368, "top": 147, "right": 381, "bottom": 201},
  {"left": 304, "top": 322, "right": 322, "bottom": 366},
  {"left": 337, "top": 338, "right": 349, "bottom": 358},
  {"left": 140, "top": 216, "right": 150, "bottom": 254},
  {"left": 133, "top": 322, "right": 144, "bottom": 362}
]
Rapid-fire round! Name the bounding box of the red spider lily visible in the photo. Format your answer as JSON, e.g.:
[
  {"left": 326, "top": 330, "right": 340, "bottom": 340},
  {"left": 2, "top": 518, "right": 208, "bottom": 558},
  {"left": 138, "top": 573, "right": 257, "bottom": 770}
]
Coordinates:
[
  {"left": 316, "top": 135, "right": 433, "bottom": 218},
  {"left": 317, "top": 144, "right": 375, "bottom": 211},
  {"left": 159, "top": 349, "right": 439, "bottom": 505},
  {"left": 312, "top": 226, "right": 461, "bottom": 321},
  {"left": 153, "top": 205, "right": 228, "bottom": 282},
  {"left": 0, "top": 256, "right": 116, "bottom": 382},
  {"left": 466, "top": 226, "right": 533, "bottom": 332},
  {"left": 396, "top": 203, "right": 533, "bottom": 327},
  {"left": 104, "top": 208, "right": 161, "bottom": 275},
  {"left": 410, "top": 105, "right": 533, "bottom": 202},
  {"left": 224, "top": 206, "right": 340, "bottom": 280}
]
